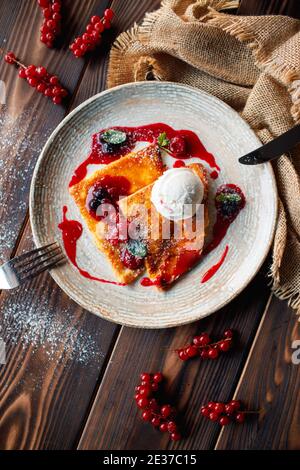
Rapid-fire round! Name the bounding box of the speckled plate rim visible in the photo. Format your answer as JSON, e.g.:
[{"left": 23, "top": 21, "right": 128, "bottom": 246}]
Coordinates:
[{"left": 29, "top": 81, "right": 278, "bottom": 329}]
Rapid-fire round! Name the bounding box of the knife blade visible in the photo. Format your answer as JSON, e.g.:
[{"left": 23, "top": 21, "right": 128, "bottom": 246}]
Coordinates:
[{"left": 239, "top": 124, "right": 300, "bottom": 165}]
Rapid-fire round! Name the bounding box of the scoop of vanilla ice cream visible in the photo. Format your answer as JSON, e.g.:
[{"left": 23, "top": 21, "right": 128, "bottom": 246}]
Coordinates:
[{"left": 151, "top": 168, "right": 204, "bottom": 220}]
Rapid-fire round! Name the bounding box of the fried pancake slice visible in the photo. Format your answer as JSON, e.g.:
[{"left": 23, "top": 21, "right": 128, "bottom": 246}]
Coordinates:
[
  {"left": 70, "top": 145, "right": 164, "bottom": 284},
  {"left": 119, "top": 163, "right": 209, "bottom": 288}
]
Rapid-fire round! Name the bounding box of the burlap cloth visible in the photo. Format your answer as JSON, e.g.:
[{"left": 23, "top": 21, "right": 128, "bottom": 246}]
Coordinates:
[{"left": 107, "top": 0, "right": 300, "bottom": 314}]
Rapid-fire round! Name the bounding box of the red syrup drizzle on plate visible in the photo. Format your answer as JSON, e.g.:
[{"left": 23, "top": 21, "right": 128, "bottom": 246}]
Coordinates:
[
  {"left": 69, "top": 123, "right": 220, "bottom": 187},
  {"left": 201, "top": 245, "right": 229, "bottom": 283},
  {"left": 173, "top": 160, "right": 186, "bottom": 168},
  {"left": 58, "top": 206, "right": 125, "bottom": 286}
]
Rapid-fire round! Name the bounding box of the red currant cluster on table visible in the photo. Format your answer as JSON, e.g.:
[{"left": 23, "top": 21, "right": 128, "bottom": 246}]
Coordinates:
[
  {"left": 135, "top": 373, "right": 181, "bottom": 442},
  {"left": 70, "top": 9, "right": 114, "bottom": 58},
  {"left": 201, "top": 400, "right": 251, "bottom": 426},
  {"left": 177, "top": 329, "right": 234, "bottom": 361},
  {"left": 4, "top": 52, "right": 67, "bottom": 105},
  {"left": 38, "top": 0, "right": 62, "bottom": 48}
]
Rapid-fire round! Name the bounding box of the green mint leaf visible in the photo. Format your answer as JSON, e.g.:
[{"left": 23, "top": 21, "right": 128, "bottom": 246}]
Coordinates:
[
  {"left": 101, "top": 129, "right": 127, "bottom": 145},
  {"left": 216, "top": 193, "right": 241, "bottom": 204},
  {"left": 126, "top": 239, "right": 148, "bottom": 258},
  {"left": 157, "top": 132, "right": 170, "bottom": 148}
]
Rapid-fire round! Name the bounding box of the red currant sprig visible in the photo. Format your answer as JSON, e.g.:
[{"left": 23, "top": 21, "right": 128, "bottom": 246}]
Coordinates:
[
  {"left": 177, "top": 329, "right": 234, "bottom": 361},
  {"left": 135, "top": 372, "right": 181, "bottom": 442},
  {"left": 38, "top": 0, "right": 62, "bottom": 48},
  {"left": 69, "top": 9, "right": 114, "bottom": 58},
  {"left": 201, "top": 400, "right": 259, "bottom": 426},
  {"left": 3, "top": 51, "right": 68, "bottom": 105}
]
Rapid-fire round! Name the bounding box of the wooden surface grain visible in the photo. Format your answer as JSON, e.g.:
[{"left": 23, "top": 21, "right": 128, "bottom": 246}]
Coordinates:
[{"left": 0, "top": 0, "right": 299, "bottom": 451}]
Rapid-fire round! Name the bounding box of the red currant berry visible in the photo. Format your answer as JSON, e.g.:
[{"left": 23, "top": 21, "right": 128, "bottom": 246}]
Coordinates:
[
  {"left": 200, "top": 349, "right": 209, "bottom": 359},
  {"left": 224, "top": 329, "right": 233, "bottom": 339},
  {"left": 43, "top": 7, "right": 52, "bottom": 18},
  {"left": 74, "top": 37, "right": 83, "bottom": 46},
  {"left": 73, "top": 49, "right": 82, "bottom": 58},
  {"left": 46, "top": 41, "right": 53, "bottom": 48},
  {"left": 38, "top": 0, "right": 50, "bottom": 7},
  {"left": 49, "top": 75, "right": 59, "bottom": 85},
  {"left": 139, "top": 385, "right": 151, "bottom": 397},
  {"left": 82, "top": 33, "right": 91, "bottom": 43},
  {"left": 46, "top": 32, "right": 55, "bottom": 42},
  {"left": 4, "top": 52, "right": 16, "bottom": 64},
  {"left": 140, "top": 373, "right": 151, "bottom": 382},
  {"left": 104, "top": 8, "right": 114, "bottom": 21},
  {"left": 161, "top": 405, "right": 172, "bottom": 419},
  {"left": 209, "top": 411, "right": 219, "bottom": 422},
  {"left": 178, "top": 349, "right": 189, "bottom": 361},
  {"left": 193, "top": 333, "right": 211, "bottom": 347},
  {"left": 60, "top": 89, "right": 68, "bottom": 97},
  {"left": 207, "top": 402, "right": 216, "bottom": 410},
  {"left": 25, "top": 65, "right": 36, "bottom": 77},
  {"left": 151, "top": 382, "right": 159, "bottom": 392},
  {"left": 91, "top": 30, "right": 101, "bottom": 42},
  {"left": 208, "top": 347, "right": 219, "bottom": 359},
  {"left": 91, "top": 15, "right": 101, "bottom": 25},
  {"left": 37, "top": 83, "right": 47, "bottom": 93},
  {"left": 159, "top": 422, "right": 168, "bottom": 432},
  {"left": 94, "top": 21, "right": 104, "bottom": 33},
  {"left": 201, "top": 406, "right": 210, "bottom": 418},
  {"left": 137, "top": 397, "right": 149, "bottom": 409},
  {"left": 52, "top": 86, "right": 62, "bottom": 96},
  {"left": 224, "top": 403, "right": 235, "bottom": 415},
  {"left": 52, "top": 2, "right": 61, "bottom": 13},
  {"left": 167, "top": 421, "right": 177, "bottom": 433},
  {"left": 102, "top": 18, "right": 111, "bottom": 29},
  {"left": 86, "top": 24, "right": 94, "bottom": 33},
  {"left": 36, "top": 66, "right": 47, "bottom": 77},
  {"left": 219, "top": 416, "right": 231, "bottom": 426},
  {"left": 142, "top": 410, "right": 152, "bottom": 422},
  {"left": 27, "top": 77, "right": 38, "bottom": 87},
  {"left": 229, "top": 400, "right": 241, "bottom": 411},
  {"left": 219, "top": 340, "right": 231, "bottom": 352},
  {"left": 151, "top": 416, "right": 161, "bottom": 427},
  {"left": 40, "top": 34, "right": 48, "bottom": 43},
  {"left": 52, "top": 12, "right": 61, "bottom": 22},
  {"left": 170, "top": 432, "right": 181, "bottom": 441},
  {"left": 235, "top": 412, "right": 246, "bottom": 423},
  {"left": 46, "top": 19, "right": 56, "bottom": 30},
  {"left": 44, "top": 87, "right": 53, "bottom": 97},
  {"left": 153, "top": 372, "right": 163, "bottom": 383},
  {"left": 186, "top": 345, "right": 198, "bottom": 358},
  {"left": 214, "top": 402, "right": 225, "bottom": 414},
  {"left": 18, "top": 67, "right": 27, "bottom": 79}
]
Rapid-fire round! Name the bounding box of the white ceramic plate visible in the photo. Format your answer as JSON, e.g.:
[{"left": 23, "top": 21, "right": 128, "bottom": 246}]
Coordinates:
[{"left": 30, "top": 82, "right": 277, "bottom": 328}]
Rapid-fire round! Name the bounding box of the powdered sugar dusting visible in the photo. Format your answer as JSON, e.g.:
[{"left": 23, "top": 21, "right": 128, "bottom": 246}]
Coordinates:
[
  {"left": 0, "top": 286, "right": 104, "bottom": 365},
  {"left": 0, "top": 107, "right": 52, "bottom": 262}
]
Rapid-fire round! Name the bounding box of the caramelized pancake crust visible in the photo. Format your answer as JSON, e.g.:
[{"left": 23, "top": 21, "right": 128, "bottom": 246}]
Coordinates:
[
  {"left": 119, "top": 163, "right": 209, "bottom": 288},
  {"left": 70, "top": 145, "right": 164, "bottom": 284}
]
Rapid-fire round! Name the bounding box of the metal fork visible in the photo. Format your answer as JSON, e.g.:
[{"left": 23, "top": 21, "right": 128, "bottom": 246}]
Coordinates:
[{"left": 0, "top": 242, "right": 65, "bottom": 289}]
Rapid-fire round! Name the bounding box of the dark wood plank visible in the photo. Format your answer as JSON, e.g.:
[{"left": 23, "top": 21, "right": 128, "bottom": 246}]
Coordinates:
[
  {"left": 238, "top": 0, "right": 300, "bottom": 18},
  {"left": 0, "top": 0, "right": 102, "bottom": 263},
  {"left": 0, "top": 0, "right": 119, "bottom": 450},
  {"left": 216, "top": 296, "right": 300, "bottom": 449},
  {"left": 78, "top": 269, "right": 271, "bottom": 450},
  {"left": 0, "top": 226, "right": 118, "bottom": 450}
]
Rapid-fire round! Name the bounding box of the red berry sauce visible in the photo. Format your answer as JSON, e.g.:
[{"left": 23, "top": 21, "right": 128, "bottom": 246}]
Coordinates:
[
  {"left": 69, "top": 123, "right": 220, "bottom": 187},
  {"left": 58, "top": 206, "right": 125, "bottom": 285},
  {"left": 201, "top": 245, "right": 229, "bottom": 283}
]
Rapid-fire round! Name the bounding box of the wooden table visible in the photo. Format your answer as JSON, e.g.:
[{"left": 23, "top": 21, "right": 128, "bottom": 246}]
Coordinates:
[{"left": 0, "top": 0, "right": 299, "bottom": 451}]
